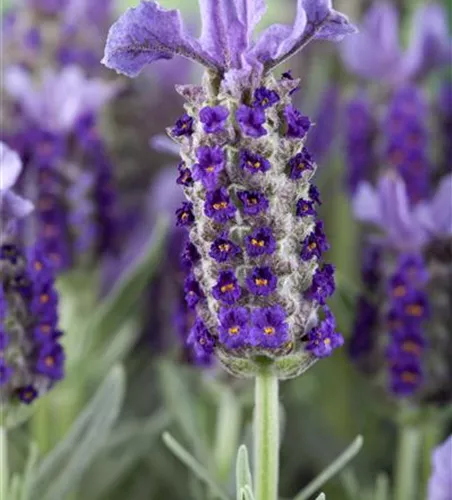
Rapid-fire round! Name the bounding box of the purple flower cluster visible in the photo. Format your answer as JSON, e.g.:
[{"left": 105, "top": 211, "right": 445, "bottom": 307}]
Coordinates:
[
  {"left": 344, "top": 94, "right": 377, "bottom": 194},
  {"left": 384, "top": 86, "right": 430, "bottom": 205},
  {"left": 102, "top": 0, "right": 356, "bottom": 374},
  {"left": 1, "top": 241, "right": 65, "bottom": 404},
  {"left": 385, "top": 254, "right": 429, "bottom": 396}
]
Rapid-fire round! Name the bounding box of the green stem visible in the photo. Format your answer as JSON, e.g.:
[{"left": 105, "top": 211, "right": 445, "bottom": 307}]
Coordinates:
[
  {"left": 420, "top": 418, "right": 441, "bottom": 497},
  {"left": 0, "top": 427, "right": 8, "bottom": 500},
  {"left": 394, "top": 423, "right": 422, "bottom": 500},
  {"left": 254, "top": 371, "right": 279, "bottom": 500}
]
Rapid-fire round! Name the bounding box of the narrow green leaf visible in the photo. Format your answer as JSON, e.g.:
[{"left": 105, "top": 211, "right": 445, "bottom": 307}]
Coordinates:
[
  {"left": 158, "top": 362, "right": 210, "bottom": 462},
  {"left": 240, "top": 485, "right": 255, "bottom": 500},
  {"left": 293, "top": 435, "right": 363, "bottom": 500},
  {"left": 34, "top": 366, "right": 125, "bottom": 500},
  {"left": 20, "top": 443, "right": 39, "bottom": 500},
  {"left": 81, "top": 216, "right": 168, "bottom": 352},
  {"left": 162, "top": 432, "right": 230, "bottom": 500},
  {"left": 236, "top": 445, "right": 253, "bottom": 500},
  {"left": 8, "top": 474, "right": 21, "bottom": 500},
  {"left": 315, "top": 494, "right": 326, "bottom": 500}
]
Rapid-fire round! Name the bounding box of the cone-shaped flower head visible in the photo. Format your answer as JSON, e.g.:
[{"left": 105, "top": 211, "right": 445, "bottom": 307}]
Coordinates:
[
  {"left": 1, "top": 144, "right": 65, "bottom": 406},
  {"left": 351, "top": 173, "right": 452, "bottom": 400},
  {"left": 103, "top": 0, "right": 356, "bottom": 378}
]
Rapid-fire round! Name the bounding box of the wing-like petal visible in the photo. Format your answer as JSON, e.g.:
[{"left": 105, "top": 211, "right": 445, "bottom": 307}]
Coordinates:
[
  {"left": 102, "top": 1, "right": 219, "bottom": 77},
  {"left": 415, "top": 174, "right": 452, "bottom": 236}
]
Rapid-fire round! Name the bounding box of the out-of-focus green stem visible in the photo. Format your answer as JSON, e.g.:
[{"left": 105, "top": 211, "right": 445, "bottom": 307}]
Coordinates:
[
  {"left": 254, "top": 370, "right": 279, "bottom": 500},
  {"left": 420, "top": 419, "right": 441, "bottom": 497},
  {"left": 0, "top": 427, "right": 7, "bottom": 500},
  {"left": 394, "top": 423, "right": 422, "bottom": 500}
]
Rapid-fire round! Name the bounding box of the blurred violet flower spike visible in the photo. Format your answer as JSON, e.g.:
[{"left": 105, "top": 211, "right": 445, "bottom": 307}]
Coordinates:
[
  {"left": 353, "top": 173, "right": 452, "bottom": 251},
  {"left": 102, "top": 0, "right": 357, "bottom": 81},
  {"left": 428, "top": 435, "right": 452, "bottom": 500},
  {"left": 0, "top": 142, "right": 34, "bottom": 228},
  {"left": 4, "top": 66, "right": 120, "bottom": 132},
  {"left": 341, "top": 2, "right": 451, "bottom": 83}
]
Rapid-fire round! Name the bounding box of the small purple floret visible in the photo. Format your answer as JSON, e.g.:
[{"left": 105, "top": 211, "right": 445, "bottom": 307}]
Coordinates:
[
  {"left": 209, "top": 234, "right": 241, "bottom": 263},
  {"left": 237, "top": 190, "right": 269, "bottom": 216},
  {"left": 212, "top": 270, "right": 241, "bottom": 304},
  {"left": 218, "top": 307, "right": 249, "bottom": 349},
  {"left": 296, "top": 199, "right": 317, "bottom": 217},
  {"left": 236, "top": 105, "right": 267, "bottom": 137},
  {"left": 244, "top": 227, "right": 277, "bottom": 257},
  {"left": 172, "top": 113, "right": 194, "bottom": 137},
  {"left": 239, "top": 149, "right": 271, "bottom": 174},
  {"left": 204, "top": 188, "right": 236, "bottom": 223},
  {"left": 306, "top": 307, "right": 343, "bottom": 358},
  {"left": 300, "top": 221, "right": 330, "bottom": 261},
  {"left": 288, "top": 148, "right": 315, "bottom": 180},
  {"left": 284, "top": 105, "right": 311, "bottom": 138},
  {"left": 176, "top": 162, "right": 194, "bottom": 187},
  {"left": 246, "top": 266, "right": 277, "bottom": 296},
  {"left": 199, "top": 106, "right": 229, "bottom": 134},
  {"left": 192, "top": 145, "right": 225, "bottom": 189},
  {"left": 253, "top": 87, "right": 280, "bottom": 109},
  {"left": 250, "top": 305, "right": 289, "bottom": 348},
  {"left": 176, "top": 202, "right": 195, "bottom": 227},
  {"left": 304, "top": 264, "right": 336, "bottom": 304},
  {"left": 184, "top": 274, "right": 204, "bottom": 309}
]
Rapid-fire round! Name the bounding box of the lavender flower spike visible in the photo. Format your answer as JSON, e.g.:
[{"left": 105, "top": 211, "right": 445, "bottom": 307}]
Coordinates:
[
  {"left": 103, "top": 0, "right": 356, "bottom": 379},
  {"left": 103, "top": 0, "right": 356, "bottom": 85},
  {"left": 428, "top": 435, "right": 452, "bottom": 500}
]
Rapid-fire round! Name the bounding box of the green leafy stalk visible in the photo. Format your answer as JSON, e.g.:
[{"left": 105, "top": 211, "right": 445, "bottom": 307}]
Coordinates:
[
  {"left": 254, "top": 371, "right": 279, "bottom": 500},
  {"left": 394, "top": 424, "right": 422, "bottom": 500},
  {"left": 293, "top": 435, "right": 363, "bottom": 500}
]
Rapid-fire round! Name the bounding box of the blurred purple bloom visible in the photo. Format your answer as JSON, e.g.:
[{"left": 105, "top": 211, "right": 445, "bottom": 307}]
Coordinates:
[
  {"left": 353, "top": 173, "right": 452, "bottom": 251},
  {"left": 341, "top": 2, "right": 451, "bottom": 83},
  {"left": 428, "top": 435, "right": 452, "bottom": 500},
  {"left": 4, "top": 66, "right": 119, "bottom": 132},
  {"left": 0, "top": 142, "right": 34, "bottom": 228}
]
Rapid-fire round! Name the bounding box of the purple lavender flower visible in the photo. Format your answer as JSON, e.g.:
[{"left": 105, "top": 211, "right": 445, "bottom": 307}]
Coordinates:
[
  {"left": 244, "top": 227, "right": 277, "bottom": 257},
  {"left": 246, "top": 266, "right": 277, "bottom": 296},
  {"left": 288, "top": 148, "right": 315, "bottom": 180},
  {"left": 199, "top": 106, "right": 229, "bottom": 134},
  {"left": 250, "top": 306, "right": 289, "bottom": 349},
  {"left": 192, "top": 145, "right": 226, "bottom": 189},
  {"left": 390, "top": 362, "right": 423, "bottom": 396},
  {"left": 239, "top": 149, "right": 271, "bottom": 175},
  {"left": 209, "top": 234, "right": 241, "bottom": 262},
  {"left": 284, "top": 105, "right": 311, "bottom": 139},
  {"left": 204, "top": 188, "right": 236, "bottom": 222},
  {"left": 236, "top": 105, "right": 267, "bottom": 137},
  {"left": 309, "top": 185, "right": 322, "bottom": 205},
  {"left": 184, "top": 274, "right": 204, "bottom": 309},
  {"left": 181, "top": 240, "right": 200, "bottom": 270},
  {"left": 300, "top": 221, "right": 330, "bottom": 261},
  {"left": 35, "top": 342, "right": 65, "bottom": 380},
  {"left": 176, "top": 202, "right": 195, "bottom": 227},
  {"left": 428, "top": 435, "right": 452, "bottom": 500},
  {"left": 172, "top": 113, "right": 194, "bottom": 137},
  {"left": 253, "top": 87, "right": 280, "bottom": 109},
  {"left": 218, "top": 307, "right": 249, "bottom": 349},
  {"left": 237, "top": 190, "right": 269, "bottom": 216},
  {"left": 187, "top": 318, "right": 215, "bottom": 358},
  {"left": 306, "top": 307, "right": 343, "bottom": 358},
  {"left": 176, "top": 162, "right": 194, "bottom": 187},
  {"left": 304, "top": 264, "right": 335, "bottom": 304},
  {"left": 212, "top": 270, "right": 241, "bottom": 305},
  {"left": 296, "top": 199, "right": 317, "bottom": 218},
  {"left": 102, "top": 0, "right": 356, "bottom": 375}
]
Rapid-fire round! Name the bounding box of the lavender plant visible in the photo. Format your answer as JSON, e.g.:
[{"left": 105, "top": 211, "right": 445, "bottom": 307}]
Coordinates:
[
  {"left": 0, "top": 142, "right": 65, "bottom": 409},
  {"left": 102, "top": 1, "right": 359, "bottom": 498}
]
